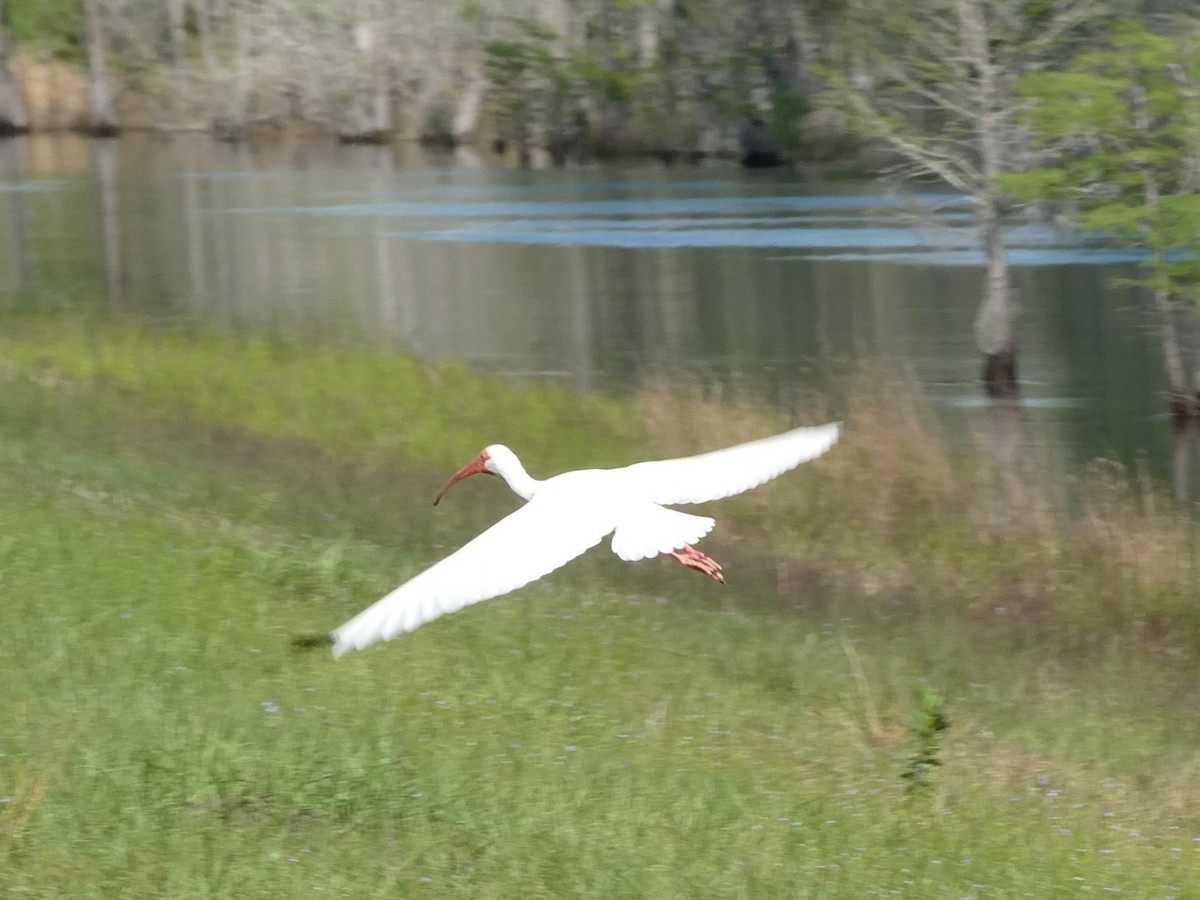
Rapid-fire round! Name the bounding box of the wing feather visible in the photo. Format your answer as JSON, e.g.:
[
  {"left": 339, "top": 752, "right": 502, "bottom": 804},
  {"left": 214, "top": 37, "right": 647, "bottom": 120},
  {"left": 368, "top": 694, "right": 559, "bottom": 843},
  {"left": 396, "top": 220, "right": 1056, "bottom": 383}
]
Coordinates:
[
  {"left": 331, "top": 494, "right": 611, "bottom": 656},
  {"left": 610, "top": 505, "right": 714, "bottom": 562},
  {"left": 617, "top": 422, "right": 841, "bottom": 506}
]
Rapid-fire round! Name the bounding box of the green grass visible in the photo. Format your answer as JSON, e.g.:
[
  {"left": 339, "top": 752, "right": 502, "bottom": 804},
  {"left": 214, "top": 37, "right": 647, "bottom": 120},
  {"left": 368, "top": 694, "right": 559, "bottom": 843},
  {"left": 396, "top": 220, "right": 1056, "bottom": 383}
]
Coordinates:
[{"left": 3, "top": 313, "right": 1200, "bottom": 896}]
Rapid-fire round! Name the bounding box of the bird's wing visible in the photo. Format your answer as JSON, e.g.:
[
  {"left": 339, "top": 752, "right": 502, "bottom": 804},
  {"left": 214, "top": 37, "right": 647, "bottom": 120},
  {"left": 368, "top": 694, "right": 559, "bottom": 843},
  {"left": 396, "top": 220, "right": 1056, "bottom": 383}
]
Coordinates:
[
  {"left": 616, "top": 421, "right": 841, "bottom": 506},
  {"left": 331, "top": 493, "right": 611, "bottom": 657}
]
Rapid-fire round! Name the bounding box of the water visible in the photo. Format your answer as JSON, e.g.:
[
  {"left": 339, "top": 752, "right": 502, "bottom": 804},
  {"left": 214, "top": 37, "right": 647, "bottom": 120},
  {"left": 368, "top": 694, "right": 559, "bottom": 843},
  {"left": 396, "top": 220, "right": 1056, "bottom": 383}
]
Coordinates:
[{"left": 0, "top": 133, "right": 1188, "bottom": 488}]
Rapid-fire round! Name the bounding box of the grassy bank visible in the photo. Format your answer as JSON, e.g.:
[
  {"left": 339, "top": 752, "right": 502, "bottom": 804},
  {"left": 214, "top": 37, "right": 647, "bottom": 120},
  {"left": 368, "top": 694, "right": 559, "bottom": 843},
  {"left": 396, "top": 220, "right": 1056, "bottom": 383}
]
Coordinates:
[{"left": 2, "top": 313, "right": 1199, "bottom": 896}]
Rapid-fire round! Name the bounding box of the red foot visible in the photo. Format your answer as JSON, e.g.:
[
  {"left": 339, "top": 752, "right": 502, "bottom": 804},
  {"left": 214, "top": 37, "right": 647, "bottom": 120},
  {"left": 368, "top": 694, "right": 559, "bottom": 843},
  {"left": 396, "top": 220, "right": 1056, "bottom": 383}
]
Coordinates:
[{"left": 669, "top": 544, "right": 725, "bottom": 584}]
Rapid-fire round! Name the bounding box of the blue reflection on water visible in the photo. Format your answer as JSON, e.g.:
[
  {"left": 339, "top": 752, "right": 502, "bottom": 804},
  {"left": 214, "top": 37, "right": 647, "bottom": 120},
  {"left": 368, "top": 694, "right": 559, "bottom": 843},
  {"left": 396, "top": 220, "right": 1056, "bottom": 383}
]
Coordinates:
[
  {"left": 386, "top": 226, "right": 948, "bottom": 249},
  {"left": 242, "top": 183, "right": 1151, "bottom": 266},
  {"left": 481, "top": 212, "right": 976, "bottom": 230},
  {"left": 384, "top": 222, "right": 1080, "bottom": 255},
  {"left": 353, "top": 180, "right": 742, "bottom": 198},
  {"left": 256, "top": 193, "right": 970, "bottom": 219},
  {"left": 806, "top": 248, "right": 1155, "bottom": 266}
]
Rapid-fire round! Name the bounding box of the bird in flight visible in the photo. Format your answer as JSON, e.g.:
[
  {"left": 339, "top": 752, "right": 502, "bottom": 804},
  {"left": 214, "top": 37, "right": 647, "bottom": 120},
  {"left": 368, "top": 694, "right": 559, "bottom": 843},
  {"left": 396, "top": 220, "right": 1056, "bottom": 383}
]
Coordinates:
[{"left": 331, "top": 422, "right": 841, "bottom": 657}]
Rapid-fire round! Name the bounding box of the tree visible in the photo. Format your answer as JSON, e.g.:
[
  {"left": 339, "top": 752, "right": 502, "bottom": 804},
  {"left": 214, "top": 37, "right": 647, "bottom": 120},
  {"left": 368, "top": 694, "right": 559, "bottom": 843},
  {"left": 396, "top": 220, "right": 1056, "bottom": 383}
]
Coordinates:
[
  {"left": 165, "top": 0, "right": 191, "bottom": 125},
  {"left": 484, "top": 17, "right": 573, "bottom": 165},
  {"left": 623, "top": 0, "right": 830, "bottom": 163},
  {"left": 338, "top": 0, "right": 393, "bottom": 143},
  {"left": 0, "top": 0, "right": 28, "bottom": 135},
  {"left": 999, "top": 19, "right": 1200, "bottom": 418},
  {"left": 81, "top": 0, "right": 119, "bottom": 135},
  {"left": 825, "top": 0, "right": 1106, "bottom": 396}
]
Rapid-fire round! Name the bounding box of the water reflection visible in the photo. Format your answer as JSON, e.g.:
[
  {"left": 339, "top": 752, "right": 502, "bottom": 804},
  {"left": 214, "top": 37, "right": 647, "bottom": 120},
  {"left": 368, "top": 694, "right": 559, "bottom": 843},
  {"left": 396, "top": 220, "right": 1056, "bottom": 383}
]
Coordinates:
[
  {"left": 0, "top": 138, "right": 31, "bottom": 296},
  {"left": 0, "top": 132, "right": 1189, "bottom": 496},
  {"left": 92, "top": 138, "right": 122, "bottom": 308}
]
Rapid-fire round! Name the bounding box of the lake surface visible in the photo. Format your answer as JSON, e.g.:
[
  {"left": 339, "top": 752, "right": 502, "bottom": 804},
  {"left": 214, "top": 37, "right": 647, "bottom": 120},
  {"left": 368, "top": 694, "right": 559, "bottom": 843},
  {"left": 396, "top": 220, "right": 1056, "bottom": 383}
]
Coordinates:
[{"left": 0, "top": 133, "right": 1190, "bottom": 493}]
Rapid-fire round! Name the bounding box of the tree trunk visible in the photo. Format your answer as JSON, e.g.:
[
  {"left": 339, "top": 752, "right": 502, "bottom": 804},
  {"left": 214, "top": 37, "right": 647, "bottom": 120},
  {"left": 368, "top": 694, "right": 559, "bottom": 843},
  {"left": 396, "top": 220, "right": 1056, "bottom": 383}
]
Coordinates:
[
  {"left": 190, "top": 0, "right": 225, "bottom": 135},
  {"left": 976, "top": 199, "right": 1018, "bottom": 397},
  {"left": 193, "top": 0, "right": 217, "bottom": 79},
  {"left": 961, "top": 4, "right": 1017, "bottom": 397},
  {"left": 166, "top": 0, "right": 191, "bottom": 125},
  {"left": 166, "top": 0, "right": 187, "bottom": 71},
  {"left": 82, "top": 0, "right": 120, "bottom": 136},
  {"left": 339, "top": 6, "right": 392, "bottom": 144},
  {"left": 452, "top": 58, "right": 486, "bottom": 141},
  {"left": 636, "top": 1, "right": 661, "bottom": 68},
  {"left": 0, "top": 0, "right": 29, "bottom": 135},
  {"left": 590, "top": 0, "right": 626, "bottom": 158},
  {"left": 1125, "top": 81, "right": 1196, "bottom": 419},
  {"left": 213, "top": 1, "right": 253, "bottom": 142}
]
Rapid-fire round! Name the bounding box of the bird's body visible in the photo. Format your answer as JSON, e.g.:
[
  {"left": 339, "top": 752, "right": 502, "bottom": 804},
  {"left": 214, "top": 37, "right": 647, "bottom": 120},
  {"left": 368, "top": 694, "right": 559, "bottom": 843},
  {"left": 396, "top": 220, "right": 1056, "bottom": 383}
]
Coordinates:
[{"left": 331, "top": 422, "right": 841, "bottom": 657}]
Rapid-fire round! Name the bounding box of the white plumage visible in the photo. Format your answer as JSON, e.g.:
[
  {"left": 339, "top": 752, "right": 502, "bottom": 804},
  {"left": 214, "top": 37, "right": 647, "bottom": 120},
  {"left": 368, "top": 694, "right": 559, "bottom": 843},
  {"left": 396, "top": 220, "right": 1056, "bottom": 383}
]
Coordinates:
[{"left": 331, "top": 421, "right": 841, "bottom": 657}]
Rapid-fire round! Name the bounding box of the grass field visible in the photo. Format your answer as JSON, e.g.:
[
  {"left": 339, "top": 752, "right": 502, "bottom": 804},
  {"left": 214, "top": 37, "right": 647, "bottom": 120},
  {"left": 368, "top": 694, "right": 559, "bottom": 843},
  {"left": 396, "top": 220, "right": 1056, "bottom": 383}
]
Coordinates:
[{"left": 2, "top": 314, "right": 1200, "bottom": 897}]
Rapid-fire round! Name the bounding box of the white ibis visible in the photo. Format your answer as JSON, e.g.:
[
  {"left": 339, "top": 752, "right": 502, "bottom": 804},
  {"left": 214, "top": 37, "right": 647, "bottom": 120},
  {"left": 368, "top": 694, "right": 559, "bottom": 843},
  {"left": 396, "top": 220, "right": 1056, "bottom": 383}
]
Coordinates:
[{"left": 331, "top": 422, "right": 841, "bottom": 657}]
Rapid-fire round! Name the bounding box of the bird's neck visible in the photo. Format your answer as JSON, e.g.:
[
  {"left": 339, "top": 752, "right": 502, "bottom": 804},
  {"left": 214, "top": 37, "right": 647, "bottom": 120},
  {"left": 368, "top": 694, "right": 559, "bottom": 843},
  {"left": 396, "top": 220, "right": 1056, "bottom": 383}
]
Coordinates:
[{"left": 497, "top": 459, "right": 540, "bottom": 501}]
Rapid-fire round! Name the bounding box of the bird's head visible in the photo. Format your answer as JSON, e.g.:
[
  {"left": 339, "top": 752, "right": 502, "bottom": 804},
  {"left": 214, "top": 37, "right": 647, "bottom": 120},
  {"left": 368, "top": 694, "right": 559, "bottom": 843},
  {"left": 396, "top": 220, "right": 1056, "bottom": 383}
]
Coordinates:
[{"left": 434, "top": 445, "right": 516, "bottom": 505}]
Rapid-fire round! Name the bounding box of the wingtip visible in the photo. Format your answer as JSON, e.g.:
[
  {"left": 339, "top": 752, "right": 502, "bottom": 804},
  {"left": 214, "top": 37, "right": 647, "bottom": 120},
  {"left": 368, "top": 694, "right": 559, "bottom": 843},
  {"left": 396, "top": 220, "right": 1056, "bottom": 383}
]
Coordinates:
[
  {"left": 816, "top": 420, "right": 843, "bottom": 447},
  {"left": 329, "top": 627, "right": 353, "bottom": 658}
]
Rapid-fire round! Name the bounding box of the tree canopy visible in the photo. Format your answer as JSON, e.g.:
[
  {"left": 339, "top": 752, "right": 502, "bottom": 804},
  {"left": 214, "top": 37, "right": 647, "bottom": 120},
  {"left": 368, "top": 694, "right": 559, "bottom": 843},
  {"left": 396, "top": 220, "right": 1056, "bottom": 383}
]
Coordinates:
[{"left": 1000, "top": 19, "right": 1200, "bottom": 299}]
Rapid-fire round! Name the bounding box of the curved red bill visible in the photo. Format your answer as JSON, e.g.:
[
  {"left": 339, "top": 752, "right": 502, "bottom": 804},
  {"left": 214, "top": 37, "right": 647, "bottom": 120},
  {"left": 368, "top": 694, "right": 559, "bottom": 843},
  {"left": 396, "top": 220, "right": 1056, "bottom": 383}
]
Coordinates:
[{"left": 433, "top": 454, "right": 491, "bottom": 505}]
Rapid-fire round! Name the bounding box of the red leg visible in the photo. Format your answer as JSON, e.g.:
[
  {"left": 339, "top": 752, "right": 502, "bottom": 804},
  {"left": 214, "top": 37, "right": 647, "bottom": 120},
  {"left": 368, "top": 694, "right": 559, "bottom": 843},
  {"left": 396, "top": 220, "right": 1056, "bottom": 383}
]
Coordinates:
[{"left": 669, "top": 544, "right": 725, "bottom": 584}]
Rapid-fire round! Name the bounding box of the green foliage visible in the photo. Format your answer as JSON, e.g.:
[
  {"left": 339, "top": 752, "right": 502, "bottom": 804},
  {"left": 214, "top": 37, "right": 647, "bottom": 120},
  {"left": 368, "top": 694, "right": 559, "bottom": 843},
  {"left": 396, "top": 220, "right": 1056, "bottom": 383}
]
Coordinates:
[
  {"left": 732, "top": 47, "right": 810, "bottom": 156},
  {"left": 820, "top": 0, "right": 1114, "bottom": 196},
  {"left": 5, "top": 314, "right": 1200, "bottom": 894},
  {"left": 994, "top": 166, "right": 1067, "bottom": 201},
  {"left": 8, "top": 0, "right": 81, "bottom": 61},
  {"left": 1001, "top": 19, "right": 1200, "bottom": 305},
  {"left": 0, "top": 314, "right": 648, "bottom": 478},
  {"left": 901, "top": 685, "right": 949, "bottom": 790},
  {"left": 574, "top": 56, "right": 639, "bottom": 105},
  {"left": 2, "top": 316, "right": 1200, "bottom": 897},
  {"left": 255, "top": 535, "right": 377, "bottom": 608},
  {"left": 484, "top": 18, "right": 577, "bottom": 150},
  {"left": 459, "top": 0, "right": 485, "bottom": 24}
]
